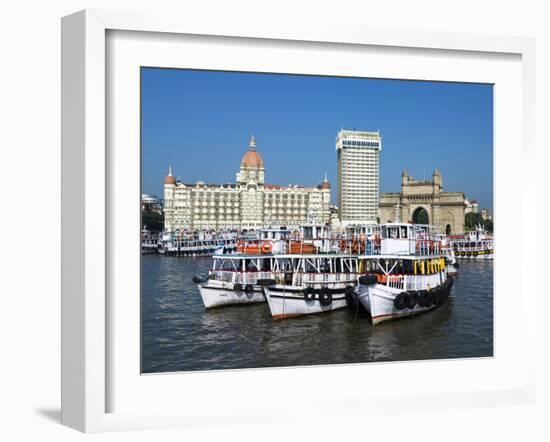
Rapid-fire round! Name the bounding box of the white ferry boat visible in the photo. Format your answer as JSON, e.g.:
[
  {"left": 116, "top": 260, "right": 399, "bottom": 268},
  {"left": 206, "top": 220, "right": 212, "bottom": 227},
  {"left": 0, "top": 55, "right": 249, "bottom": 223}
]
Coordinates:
[
  {"left": 285, "top": 224, "right": 338, "bottom": 255},
  {"left": 449, "top": 226, "right": 494, "bottom": 259},
  {"left": 354, "top": 223, "right": 454, "bottom": 325},
  {"left": 194, "top": 225, "right": 352, "bottom": 309},
  {"left": 235, "top": 227, "right": 292, "bottom": 255},
  {"left": 159, "top": 230, "right": 238, "bottom": 256},
  {"left": 193, "top": 254, "right": 273, "bottom": 308},
  {"left": 141, "top": 227, "right": 161, "bottom": 255},
  {"left": 262, "top": 254, "right": 361, "bottom": 319}
]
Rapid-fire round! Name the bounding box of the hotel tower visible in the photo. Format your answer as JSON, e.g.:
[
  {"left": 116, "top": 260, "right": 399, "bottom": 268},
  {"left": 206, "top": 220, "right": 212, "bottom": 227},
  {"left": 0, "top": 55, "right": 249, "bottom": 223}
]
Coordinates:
[{"left": 336, "top": 129, "right": 382, "bottom": 225}]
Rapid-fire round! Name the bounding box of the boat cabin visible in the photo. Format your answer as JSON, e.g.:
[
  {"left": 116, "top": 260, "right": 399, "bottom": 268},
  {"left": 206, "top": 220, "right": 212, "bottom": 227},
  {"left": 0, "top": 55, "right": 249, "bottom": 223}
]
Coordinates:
[
  {"left": 380, "top": 223, "right": 439, "bottom": 255},
  {"left": 257, "top": 228, "right": 292, "bottom": 241},
  {"left": 344, "top": 224, "right": 380, "bottom": 240},
  {"left": 298, "top": 224, "right": 331, "bottom": 240}
]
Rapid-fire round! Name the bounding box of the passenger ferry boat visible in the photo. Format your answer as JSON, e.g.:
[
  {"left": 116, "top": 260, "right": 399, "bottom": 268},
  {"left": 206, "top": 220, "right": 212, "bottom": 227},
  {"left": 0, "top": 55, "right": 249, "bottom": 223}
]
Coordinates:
[
  {"left": 353, "top": 223, "right": 454, "bottom": 325},
  {"left": 261, "top": 254, "right": 361, "bottom": 319},
  {"left": 141, "top": 228, "right": 161, "bottom": 255},
  {"left": 193, "top": 254, "right": 273, "bottom": 308},
  {"left": 195, "top": 225, "right": 348, "bottom": 310},
  {"left": 235, "top": 227, "right": 292, "bottom": 255},
  {"left": 159, "top": 230, "right": 238, "bottom": 256},
  {"left": 449, "top": 226, "right": 494, "bottom": 259},
  {"left": 194, "top": 222, "right": 454, "bottom": 323}
]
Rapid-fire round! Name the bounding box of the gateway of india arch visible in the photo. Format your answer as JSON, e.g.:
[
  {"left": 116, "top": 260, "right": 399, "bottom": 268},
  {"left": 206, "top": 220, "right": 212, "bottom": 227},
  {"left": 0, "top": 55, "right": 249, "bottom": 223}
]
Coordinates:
[{"left": 379, "top": 169, "right": 466, "bottom": 235}]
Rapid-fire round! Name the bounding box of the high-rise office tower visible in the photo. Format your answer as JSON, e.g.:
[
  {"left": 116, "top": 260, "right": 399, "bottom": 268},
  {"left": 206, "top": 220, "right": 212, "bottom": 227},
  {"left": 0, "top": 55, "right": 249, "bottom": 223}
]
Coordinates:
[{"left": 336, "top": 129, "right": 382, "bottom": 225}]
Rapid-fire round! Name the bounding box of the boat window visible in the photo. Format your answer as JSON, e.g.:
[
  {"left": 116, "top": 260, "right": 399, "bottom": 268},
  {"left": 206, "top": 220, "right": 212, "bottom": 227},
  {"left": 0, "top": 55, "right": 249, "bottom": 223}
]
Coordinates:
[{"left": 246, "top": 260, "right": 258, "bottom": 271}]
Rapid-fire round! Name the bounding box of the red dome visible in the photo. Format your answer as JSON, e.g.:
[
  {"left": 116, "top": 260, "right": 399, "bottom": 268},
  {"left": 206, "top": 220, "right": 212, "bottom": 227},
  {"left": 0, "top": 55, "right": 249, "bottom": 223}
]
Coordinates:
[
  {"left": 164, "top": 166, "right": 176, "bottom": 185},
  {"left": 241, "top": 150, "right": 264, "bottom": 168},
  {"left": 164, "top": 175, "right": 176, "bottom": 185},
  {"left": 241, "top": 135, "right": 264, "bottom": 169}
]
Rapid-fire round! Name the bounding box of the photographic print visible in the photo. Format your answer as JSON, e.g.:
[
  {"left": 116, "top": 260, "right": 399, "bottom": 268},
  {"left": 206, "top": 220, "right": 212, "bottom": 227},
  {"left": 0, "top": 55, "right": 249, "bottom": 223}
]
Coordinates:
[{"left": 140, "top": 68, "right": 493, "bottom": 374}]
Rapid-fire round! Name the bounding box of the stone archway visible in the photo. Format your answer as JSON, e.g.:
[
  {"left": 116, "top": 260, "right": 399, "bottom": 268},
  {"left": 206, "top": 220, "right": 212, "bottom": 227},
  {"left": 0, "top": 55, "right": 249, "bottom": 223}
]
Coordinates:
[
  {"left": 412, "top": 207, "right": 429, "bottom": 224},
  {"left": 441, "top": 211, "right": 455, "bottom": 235},
  {"left": 379, "top": 171, "right": 466, "bottom": 234}
]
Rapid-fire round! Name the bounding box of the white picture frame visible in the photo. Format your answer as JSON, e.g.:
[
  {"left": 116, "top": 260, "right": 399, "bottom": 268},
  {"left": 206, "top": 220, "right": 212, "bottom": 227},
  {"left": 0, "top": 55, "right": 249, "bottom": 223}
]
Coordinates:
[{"left": 61, "top": 9, "right": 537, "bottom": 433}]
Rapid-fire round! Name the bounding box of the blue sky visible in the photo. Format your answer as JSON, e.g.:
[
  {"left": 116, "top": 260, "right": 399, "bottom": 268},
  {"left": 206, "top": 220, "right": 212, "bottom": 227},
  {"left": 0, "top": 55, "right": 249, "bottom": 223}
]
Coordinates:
[{"left": 141, "top": 68, "right": 493, "bottom": 210}]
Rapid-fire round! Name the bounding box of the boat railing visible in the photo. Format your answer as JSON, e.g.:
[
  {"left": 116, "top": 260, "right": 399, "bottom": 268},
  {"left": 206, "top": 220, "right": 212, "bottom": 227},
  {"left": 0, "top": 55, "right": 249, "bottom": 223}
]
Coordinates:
[
  {"left": 453, "top": 240, "right": 493, "bottom": 250},
  {"left": 209, "top": 270, "right": 274, "bottom": 285},
  {"left": 338, "top": 239, "right": 378, "bottom": 255},
  {"left": 414, "top": 240, "right": 442, "bottom": 255},
  {"left": 295, "top": 272, "right": 360, "bottom": 286},
  {"left": 385, "top": 273, "right": 445, "bottom": 291},
  {"left": 239, "top": 271, "right": 274, "bottom": 285}
]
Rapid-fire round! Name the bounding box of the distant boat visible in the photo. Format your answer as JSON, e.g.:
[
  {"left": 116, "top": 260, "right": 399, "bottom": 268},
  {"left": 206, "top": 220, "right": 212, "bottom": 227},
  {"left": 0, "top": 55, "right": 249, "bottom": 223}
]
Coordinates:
[{"left": 448, "top": 225, "right": 494, "bottom": 259}]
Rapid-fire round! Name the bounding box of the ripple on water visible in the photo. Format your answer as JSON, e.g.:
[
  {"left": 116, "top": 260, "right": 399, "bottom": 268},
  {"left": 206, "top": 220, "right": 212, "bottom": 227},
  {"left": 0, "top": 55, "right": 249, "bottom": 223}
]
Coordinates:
[{"left": 141, "top": 256, "right": 493, "bottom": 373}]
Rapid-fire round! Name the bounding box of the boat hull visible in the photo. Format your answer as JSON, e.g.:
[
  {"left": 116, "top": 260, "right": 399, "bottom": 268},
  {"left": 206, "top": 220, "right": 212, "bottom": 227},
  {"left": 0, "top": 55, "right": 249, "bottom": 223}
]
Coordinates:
[
  {"left": 264, "top": 286, "right": 349, "bottom": 319},
  {"left": 356, "top": 278, "right": 453, "bottom": 325},
  {"left": 447, "top": 263, "right": 459, "bottom": 276},
  {"left": 198, "top": 281, "right": 265, "bottom": 308}
]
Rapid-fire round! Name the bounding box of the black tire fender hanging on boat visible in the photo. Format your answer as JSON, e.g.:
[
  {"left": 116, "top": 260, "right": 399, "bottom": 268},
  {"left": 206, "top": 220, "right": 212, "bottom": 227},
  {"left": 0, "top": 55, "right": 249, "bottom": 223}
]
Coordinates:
[
  {"left": 407, "top": 291, "right": 419, "bottom": 309},
  {"left": 256, "top": 278, "right": 276, "bottom": 287},
  {"left": 358, "top": 274, "right": 378, "bottom": 285},
  {"left": 433, "top": 288, "right": 444, "bottom": 306},
  {"left": 394, "top": 292, "right": 409, "bottom": 310},
  {"left": 304, "top": 286, "right": 315, "bottom": 301},
  {"left": 233, "top": 283, "right": 243, "bottom": 291},
  {"left": 319, "top": 288, "right": 332, "bottom": 306},
  {"left": 417, "top": 290, "right": 428, "bottom": 307},
  {"left": 424, "top": 291, "right": 435, "bottom": 307},
  {"left": 244, "top": 284, "right": 254, "bottom": 294},
  {"left": 345, "top": 285, "right": 355, "bottom": 305}
]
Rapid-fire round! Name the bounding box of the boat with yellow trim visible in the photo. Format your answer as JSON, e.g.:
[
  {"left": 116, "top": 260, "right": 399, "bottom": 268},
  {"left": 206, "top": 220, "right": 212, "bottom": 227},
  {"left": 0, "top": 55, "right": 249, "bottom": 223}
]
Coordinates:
[{"left": 353, "top": 223, "right": 454, "bottom": 325}]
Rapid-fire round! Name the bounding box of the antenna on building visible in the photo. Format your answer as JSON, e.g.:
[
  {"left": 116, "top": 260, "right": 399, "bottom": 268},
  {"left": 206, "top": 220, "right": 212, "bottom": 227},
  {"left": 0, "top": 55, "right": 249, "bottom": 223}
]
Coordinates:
[{"left": 168, "top": 165, "right": 173, "bottom": 176}]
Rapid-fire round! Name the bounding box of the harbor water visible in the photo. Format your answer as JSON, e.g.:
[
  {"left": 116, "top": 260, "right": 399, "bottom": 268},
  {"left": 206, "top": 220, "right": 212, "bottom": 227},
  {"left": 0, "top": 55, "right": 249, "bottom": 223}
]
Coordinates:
[{"left": 141, "top": 256, "right": 493, "bottom": 373}]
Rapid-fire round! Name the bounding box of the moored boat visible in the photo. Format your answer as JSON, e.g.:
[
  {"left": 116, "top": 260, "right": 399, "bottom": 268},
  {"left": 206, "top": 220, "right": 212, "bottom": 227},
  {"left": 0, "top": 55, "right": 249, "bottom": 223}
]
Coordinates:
[
  {"left": 160, "top": 230, "right": 239, "bottom": 256},
  {"left": 449, "top": 226, "right": 493, "bottom": 259},
  {"left": 141, "top": 227, "right": 162, "bottom": 254},
  {"left": 262, "top": 254, "right": 361, "bottom": 319},
  {"left": 193, "top": 254, "right": 275, "bottom": 308},
  {"left": 353, "top": 223, "right": 454, "bottom": 325}
]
